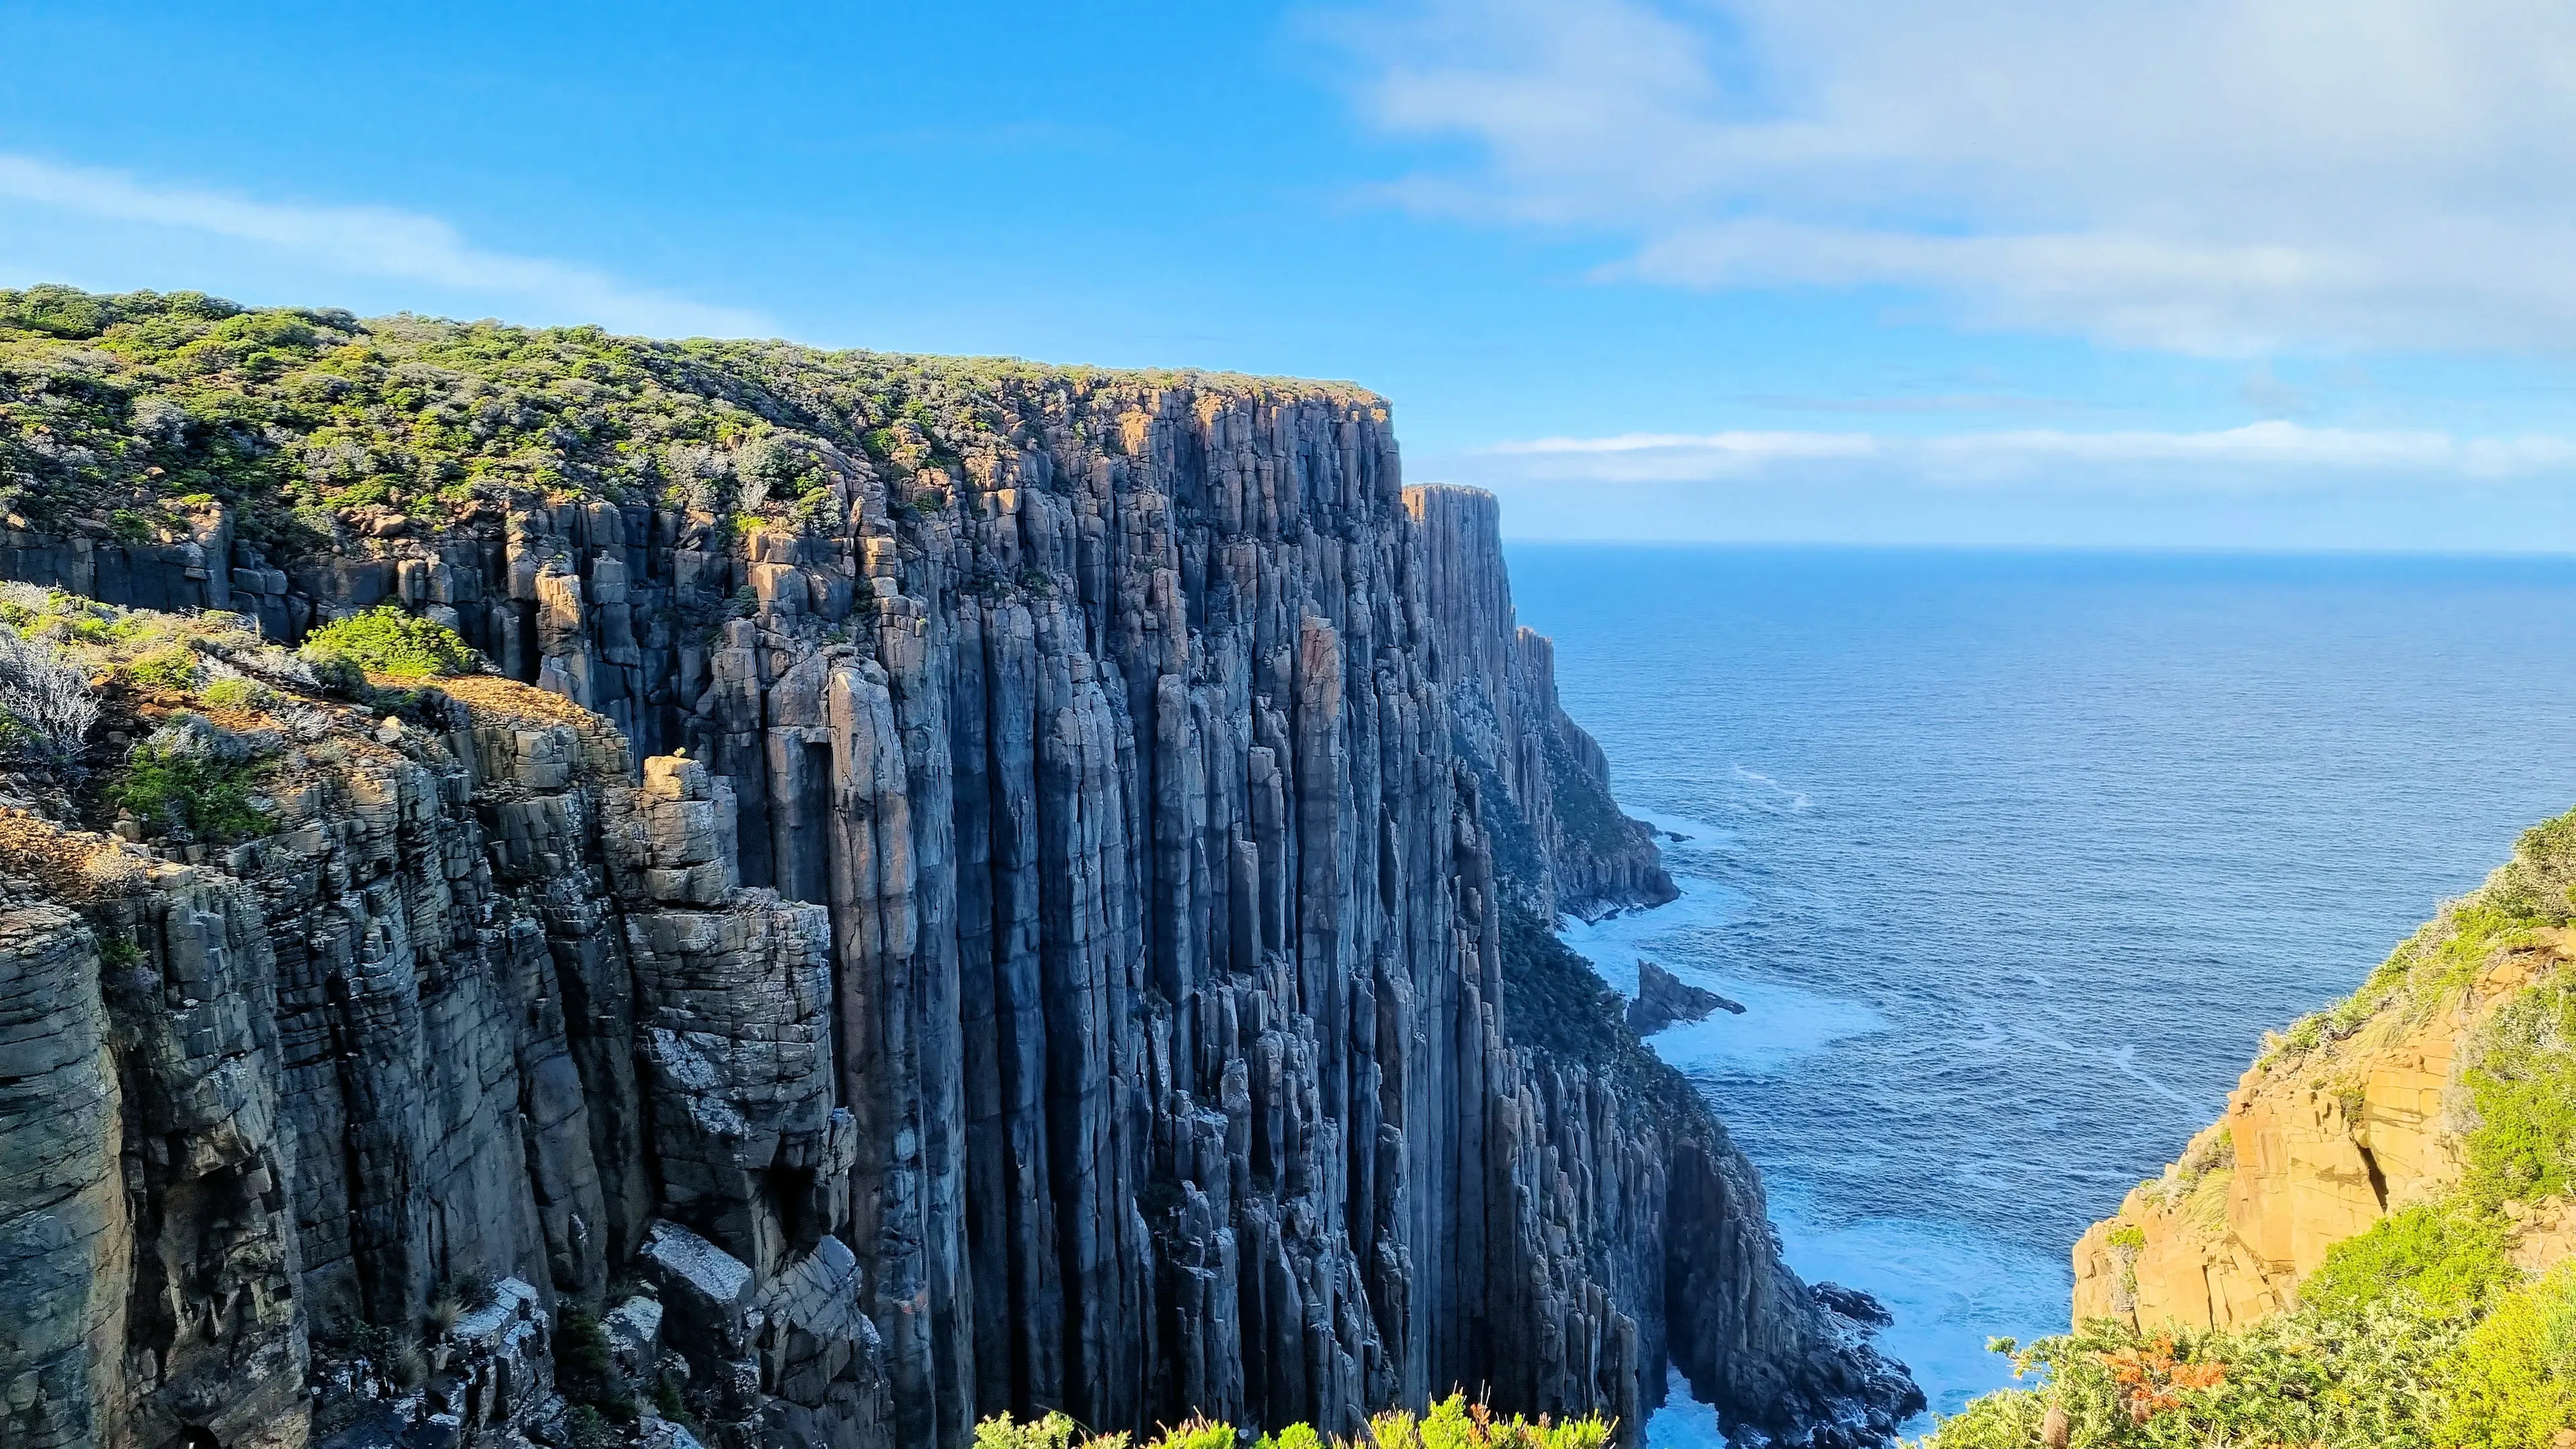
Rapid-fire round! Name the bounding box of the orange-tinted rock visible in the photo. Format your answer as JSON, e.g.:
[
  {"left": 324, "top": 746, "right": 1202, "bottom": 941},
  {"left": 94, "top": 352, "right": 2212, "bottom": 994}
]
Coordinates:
[{"left": 2074, "top": 930, "right": 2567, "bottom": 1332}]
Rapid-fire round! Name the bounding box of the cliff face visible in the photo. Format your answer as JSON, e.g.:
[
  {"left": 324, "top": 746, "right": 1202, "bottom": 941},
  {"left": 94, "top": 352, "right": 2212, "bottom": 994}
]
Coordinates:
[
  {"left": 1403, "top": 486, "right": 1674, "bottom": 921},
  {"left": 0, "top": 298, "right": 1911, "bottom": 1449},
  {"left": 2072, "top": 824, "right": 2576, "bottom": 1334}
]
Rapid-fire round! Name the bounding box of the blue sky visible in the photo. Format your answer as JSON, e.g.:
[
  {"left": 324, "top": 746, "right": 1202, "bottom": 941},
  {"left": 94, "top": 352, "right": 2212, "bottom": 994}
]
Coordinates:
[{"left": 7, "top": 1, "right": 2576, "bottom": 547}]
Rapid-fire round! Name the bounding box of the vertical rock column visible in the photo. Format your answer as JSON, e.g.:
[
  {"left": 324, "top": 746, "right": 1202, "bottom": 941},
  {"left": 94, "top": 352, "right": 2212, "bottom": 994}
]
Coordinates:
[
  {"left": 0, "top": 883, "right": 131, "bottom": 1449},
  {"left": 101, "top": 863, "right": 311, "bottom": 1449}
]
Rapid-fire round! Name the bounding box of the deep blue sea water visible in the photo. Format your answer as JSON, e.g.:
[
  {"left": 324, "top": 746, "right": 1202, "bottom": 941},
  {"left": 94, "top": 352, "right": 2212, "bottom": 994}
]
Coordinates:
[{"left": 1501, "top": 546, "right": 2576, "bottom": 1440}]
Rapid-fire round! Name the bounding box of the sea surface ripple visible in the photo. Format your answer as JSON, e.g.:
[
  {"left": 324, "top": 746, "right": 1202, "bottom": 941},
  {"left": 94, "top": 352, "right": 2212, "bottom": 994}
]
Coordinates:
[{"left": 1503, "top": 546, "right": 2576, "bottom": 1438}]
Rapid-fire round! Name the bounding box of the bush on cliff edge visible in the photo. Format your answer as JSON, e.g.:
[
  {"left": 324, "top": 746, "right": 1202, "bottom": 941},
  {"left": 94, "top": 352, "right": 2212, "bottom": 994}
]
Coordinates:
[
  {"left": 973, "top": 1395, "right": 1613, "bottom": 1448},
  {"left": 301, "top": 604, "right": 481, "bottom": 679}
]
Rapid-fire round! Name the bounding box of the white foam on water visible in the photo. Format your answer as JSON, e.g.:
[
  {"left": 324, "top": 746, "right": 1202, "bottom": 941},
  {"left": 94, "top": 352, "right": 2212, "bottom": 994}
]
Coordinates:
[
  {"left": 1765, "top": 1188, "right": 2068, "bottom": 1424},
  {"left": 2106, "top": 1042, "right": 2195, "bottom": 1108},
  {"left": 1577, "top": 799, "right": 2050, "bottom": 1436},
  {"left": 1730, "top": 763, "right": 1813, "bottom": 812},
  {"left": 1590, "top": 816, "right": 2045, "bottom": 1440},
  {"left": 1560, "top": 865, "right": 1889, "bottom": 1077},
  {"left": 1644, "top": 1195, "right": 2067, "bottom": 1446},
  {"left": 1642, "top": 1366, "right": 1729, "bottom": 1448},
  {"left": 1644, "top": 985, "right": 1888, "bottom": 1077}
]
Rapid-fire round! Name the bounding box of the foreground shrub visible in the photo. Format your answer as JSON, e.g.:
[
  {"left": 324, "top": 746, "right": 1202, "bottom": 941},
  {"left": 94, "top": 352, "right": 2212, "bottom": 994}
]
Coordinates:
[
  {"left": 1921, "top": 1303, "right": 2467, "bottom": 1448},
  {"left": 971, "top": 1397, "right": 1613, "bottom": 1449},
  {"left": 301, "top": 604, "right": 480, "bottom": 678},
  {"left": 2300, "top": 1200, "right": 2517, "bottom": 1318},
  {"left": 0, "top": 625, "right": 99, "bottom": 763},
  {"left": 2442, "top": 1266, "right": 2576, "bottom": 1448},
  {"left": 1363, "top": 1396, "right": 1613, "bottom": 1448}
]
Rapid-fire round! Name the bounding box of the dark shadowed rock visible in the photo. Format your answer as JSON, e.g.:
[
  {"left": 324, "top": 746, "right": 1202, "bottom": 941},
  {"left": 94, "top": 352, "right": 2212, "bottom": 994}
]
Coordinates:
[
  {"left": 1813, "top": 1282, "right": 1897, "bottom": 1330},
  {"left": 1628, "top": 959, "right": 1745, "bottom": 1036}
]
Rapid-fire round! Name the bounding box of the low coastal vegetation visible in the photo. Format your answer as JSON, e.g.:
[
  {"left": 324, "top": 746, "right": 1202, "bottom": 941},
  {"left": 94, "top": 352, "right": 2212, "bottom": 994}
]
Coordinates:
[
  {"left": 1921, "top": 1267, "right": 2576, "bottom": 1447},
  {"left": 972, "top": 1397, "right": 1613, "bottom": 1449},
  {"left": 1922, "top": 808, "right": 2576, "bottom": 1448},
  {"left": 0, "top": 282, "right": 1348, "bottom": 557},
  {"left": 301, "top": 601, "right": 482, "bottom": 678},
  {"left": 0, "top": 582, "right": 484, "bottom": 844}
]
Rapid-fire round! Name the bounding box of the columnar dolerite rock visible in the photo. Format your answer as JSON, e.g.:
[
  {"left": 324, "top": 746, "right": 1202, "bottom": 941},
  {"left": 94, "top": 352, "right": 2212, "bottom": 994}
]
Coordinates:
[
  {"left": 1403, "top": 484, "right": 1675, "bottom": 919},
  {"left": 0, "top": 329, "right": 1915, "bottom": 1448},
  {"left": 0, "top": 870, "right": 129, "bottom": 1449}
]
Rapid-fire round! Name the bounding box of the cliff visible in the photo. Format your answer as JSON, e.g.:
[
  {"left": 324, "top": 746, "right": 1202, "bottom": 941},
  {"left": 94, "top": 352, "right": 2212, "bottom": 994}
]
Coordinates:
[
  {"left": 0, "top": 286, "right": 1913, "bottom": 1449},
  {"left": 2071, "top": 814, "right": 2576, "bottom": 1334},
  {"left": 1912, "top": 814, "right": 2576, "bottom": 1444},
  {"left": 1403, "top": 486, "right": 1674, "bottom": 921}
]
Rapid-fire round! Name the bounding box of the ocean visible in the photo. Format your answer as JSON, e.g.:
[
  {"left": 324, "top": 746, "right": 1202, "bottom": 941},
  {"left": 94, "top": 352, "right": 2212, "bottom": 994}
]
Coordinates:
[{"left": 1501, "top": 545, "right": 2576, "bottom": 1439}]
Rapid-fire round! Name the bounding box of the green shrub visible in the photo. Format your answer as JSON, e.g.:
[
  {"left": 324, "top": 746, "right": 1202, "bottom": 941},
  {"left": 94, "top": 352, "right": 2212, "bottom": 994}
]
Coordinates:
[
  {"left": 301, "top": 604, "right": 479, "bottom": 678},
  {"left": 650, "top": 1377, "right": 699, "bottom": 1432},
  {"left": 2442, "top": 1265, "right": 2576, "bottom": 1449},
  {"left": 2301, "top": 1201, "right": 2517, "bottom": 1318},
  {"left": 564, "top": 1403, "right": 616, "bottom": 1449},
  {"left": 2463, "top": 983, "right": 2576, "bottom": 1204},
  {"left": 969, "top": 1399, "right": 1615, "bottom": 1449},
  {"left": 125, "top": 642, "right": 201, "bottom": 691},
  {"left": 111, "top": 744, "right": 267, "bottom": 843},
  {"left": 305, "top": 652, "right": 367, "bottom": 698},
  {"left": 973, "top": 1412, "right": 1101, "bottom": 1449},
  {"left": 199, "top": 675, "right": 272, "bottom": 712},
  {"left": 555, "top": 1305, "right": 613, "bottom": 1387},
  {"left": 1361, "top": 1395, "right": 1613, "bottom": 1448},
  {"left": 1919, "top": 1302, "right": 2469, "bottom": 1448}
]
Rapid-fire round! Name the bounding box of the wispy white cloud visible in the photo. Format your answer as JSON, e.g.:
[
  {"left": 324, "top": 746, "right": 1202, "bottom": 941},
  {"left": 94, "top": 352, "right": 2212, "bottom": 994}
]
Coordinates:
[
  {"left": 1337, "top": 0, "right": 2576, "bottom": 354},
  {"left": 1489, "top": 429, "right": 1877, "bottom": 460},
  {"left": 0, "top": 154, "right": 769, "bottom": 337},
  {"left": 1472, "top": 421, "right": 2576, "bottom": 487}
]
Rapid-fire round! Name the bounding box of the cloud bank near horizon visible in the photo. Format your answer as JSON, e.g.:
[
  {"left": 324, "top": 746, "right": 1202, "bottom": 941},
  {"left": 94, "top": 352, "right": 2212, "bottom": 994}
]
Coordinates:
[
  {"left": 1340, "top": 0, "right": 2576, "bottom": 355},
  {"left": 1428, "top": 419, "right": 2576, "bottom": 547},
  {"left": 0, "top": 154, "right": 769, "bottom": 338},
  {"left": 1477, "top": 422, "right": 2576, "bottom": 486}
]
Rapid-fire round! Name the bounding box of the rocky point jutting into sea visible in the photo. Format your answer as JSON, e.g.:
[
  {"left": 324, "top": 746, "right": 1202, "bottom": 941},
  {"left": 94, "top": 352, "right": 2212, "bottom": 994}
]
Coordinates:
[{"left": 0, "top": 287, "right": 1919, "bottom": 1449}]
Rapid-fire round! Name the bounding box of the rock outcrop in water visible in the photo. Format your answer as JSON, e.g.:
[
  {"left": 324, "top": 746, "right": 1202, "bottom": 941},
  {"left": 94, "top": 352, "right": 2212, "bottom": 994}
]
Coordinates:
[
  {"left": 0, "top": 292, "right": 1914, "bottom": 1448},
  {"left": 1627, "top": 960, "right": 1743, "bottom": 1038}
]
